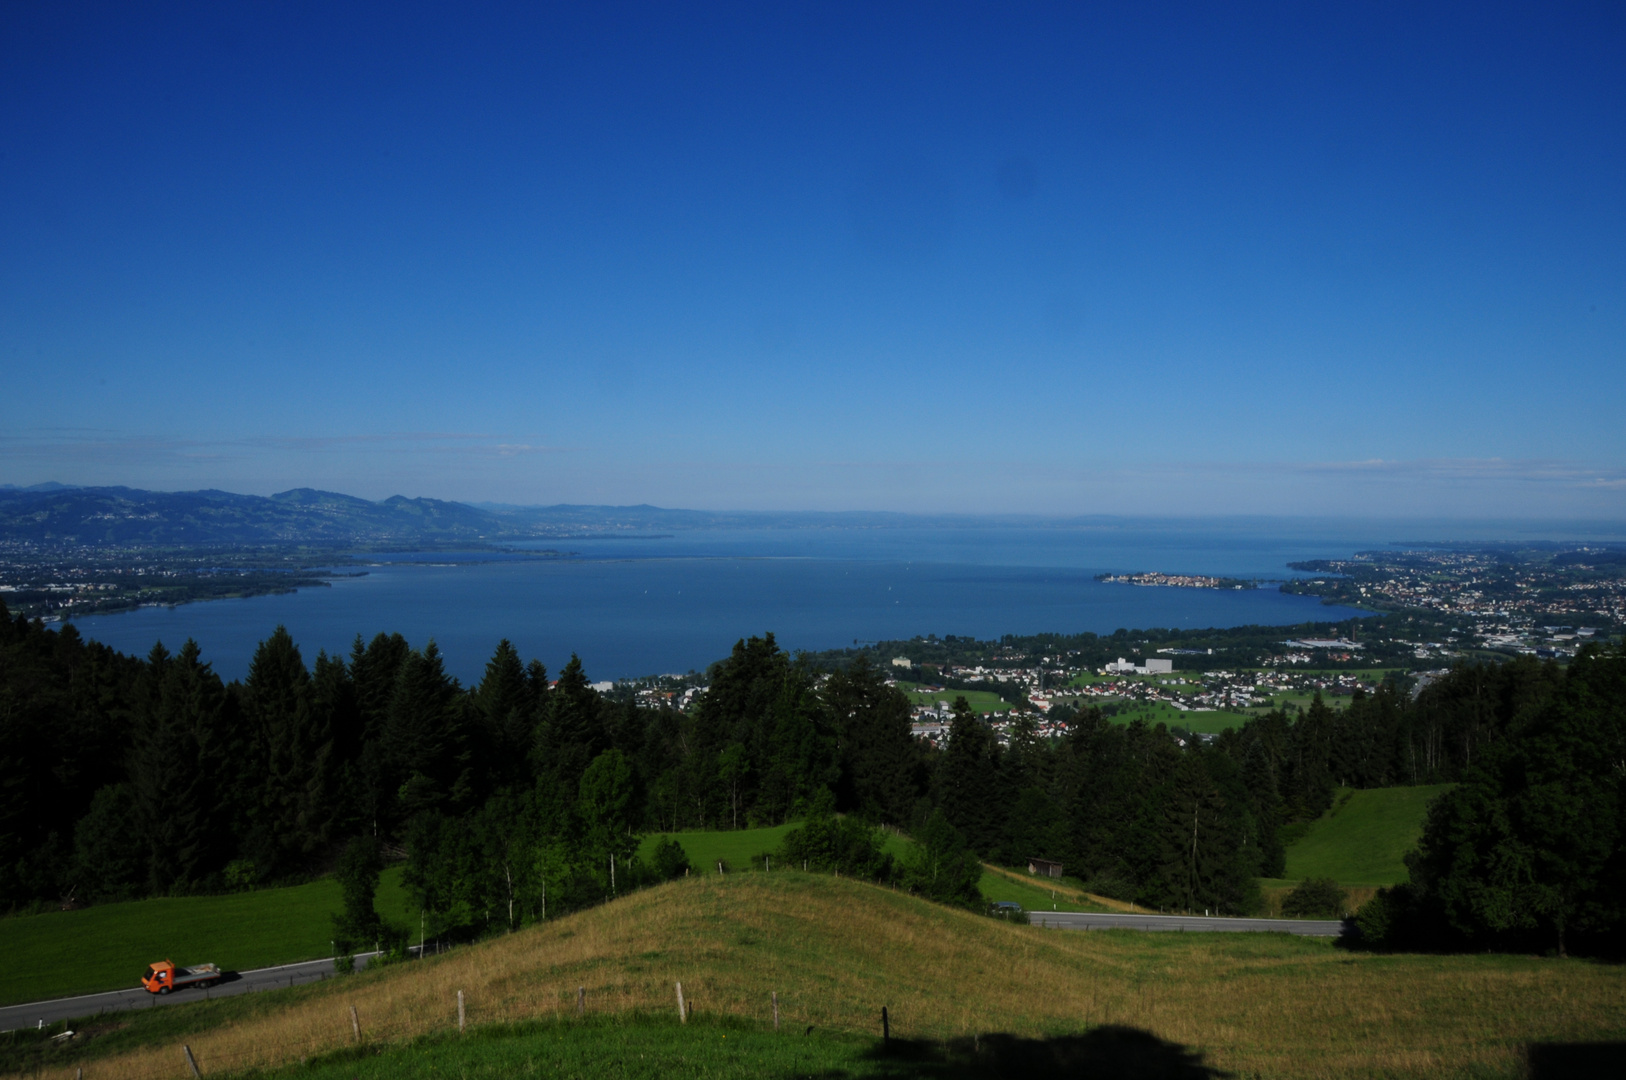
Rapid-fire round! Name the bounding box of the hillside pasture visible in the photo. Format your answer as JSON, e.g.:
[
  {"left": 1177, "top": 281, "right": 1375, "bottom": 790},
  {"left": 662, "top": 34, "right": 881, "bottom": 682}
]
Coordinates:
[
  {"left": 0, "top": 869, "right": 417, "bottom": 1007},
  {"left": 636, "top": 824, "right": 1090, "bottom": 913},
  {"left": 1284, "top": 785, "right": 1454, "bottom": 886},
  {"left": 21, "top": 873, "right": 1624, "bottom": 1080}
]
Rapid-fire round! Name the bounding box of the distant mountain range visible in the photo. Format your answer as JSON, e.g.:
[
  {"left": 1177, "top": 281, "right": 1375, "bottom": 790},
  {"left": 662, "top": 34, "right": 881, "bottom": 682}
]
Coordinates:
[
  {"left": 0, "top": 484, "right": 941, "bottom": 547},
  {"left": 0, "top": 485, "right": 523, "bottom": 546}
]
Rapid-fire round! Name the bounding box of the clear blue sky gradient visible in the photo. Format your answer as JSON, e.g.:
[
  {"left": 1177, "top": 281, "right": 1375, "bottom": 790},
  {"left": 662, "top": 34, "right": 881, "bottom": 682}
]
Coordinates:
[{"left": 3, "top": 1, "right": 1623, "bottom": 517}]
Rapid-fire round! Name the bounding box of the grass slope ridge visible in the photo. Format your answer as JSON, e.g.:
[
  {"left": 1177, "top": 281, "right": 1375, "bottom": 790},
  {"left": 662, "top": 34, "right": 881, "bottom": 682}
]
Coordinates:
[
  {"left": 31, "top": 873, "right": 1626, "bottom": 1080},
  {"left": 635, "top": 823, "right": 1116, "bottom": 913},
  {"left": 1284, "top": 785, "right": 1454, "bottom": 886}
]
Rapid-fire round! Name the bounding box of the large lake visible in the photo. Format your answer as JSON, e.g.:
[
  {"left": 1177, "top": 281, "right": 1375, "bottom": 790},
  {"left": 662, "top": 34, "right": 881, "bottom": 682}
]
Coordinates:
[{"left": 63, "top": 522, "right": 1388, "bottom": 683}]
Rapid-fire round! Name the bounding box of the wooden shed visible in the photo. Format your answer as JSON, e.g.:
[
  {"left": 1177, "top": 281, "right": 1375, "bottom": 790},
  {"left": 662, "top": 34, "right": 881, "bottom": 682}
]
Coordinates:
[{"left": 1027, "top": 857, "right": 1063, "bottom": 878}]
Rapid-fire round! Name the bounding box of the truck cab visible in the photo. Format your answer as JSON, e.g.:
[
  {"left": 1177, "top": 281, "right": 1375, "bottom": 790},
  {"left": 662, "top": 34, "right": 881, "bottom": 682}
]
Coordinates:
[{"left": 143, "top": 961, "right": 177, "bottom": 994}]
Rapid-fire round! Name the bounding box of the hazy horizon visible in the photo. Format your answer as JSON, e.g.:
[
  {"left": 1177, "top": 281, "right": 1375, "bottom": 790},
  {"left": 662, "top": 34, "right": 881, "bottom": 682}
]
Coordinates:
[{"left": 6, "top": 479, "right": 1626, "bottom": 540}]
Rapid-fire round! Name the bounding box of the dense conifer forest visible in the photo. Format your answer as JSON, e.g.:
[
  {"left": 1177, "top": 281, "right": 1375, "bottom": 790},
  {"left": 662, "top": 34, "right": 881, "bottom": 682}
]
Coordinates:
[{"left": 1, "top": 601, "right": 1619, "bottom": 954}]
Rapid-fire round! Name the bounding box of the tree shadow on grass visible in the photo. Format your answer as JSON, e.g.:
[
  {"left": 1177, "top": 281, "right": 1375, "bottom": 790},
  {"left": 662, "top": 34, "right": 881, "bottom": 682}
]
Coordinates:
[
  {"left": 1526, "top": 1042, "right": 1626, "bottom": 1079},
  {"left": 798, "top": 1026, "right": 1229, "bottom": 1079}
]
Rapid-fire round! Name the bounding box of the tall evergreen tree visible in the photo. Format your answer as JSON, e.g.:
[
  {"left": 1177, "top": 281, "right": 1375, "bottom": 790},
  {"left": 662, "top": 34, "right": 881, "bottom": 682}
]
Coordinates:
[
  {"left": 385, "top": 641, "right": 473, "bottom": 822},
  {"left": 129, "top": 640, "right": 231, "bottom": 892},
  {"left": 349, "top": 632, "right": 411, "bottom": 836},
  {"left": 535, "top": 655, "right": 605, "bottom": 797},
  {"left": 824, "top": 656, "right": 922, "bottom": 824},
  {"left": 935, "top": 698, "right": 1004, "bottom": 860},
  {"left": 475, "top": 640, "right": 537, "bottom": 791},
  {"left": 243, "top": 627, "right": 333, "bottom": 873}
]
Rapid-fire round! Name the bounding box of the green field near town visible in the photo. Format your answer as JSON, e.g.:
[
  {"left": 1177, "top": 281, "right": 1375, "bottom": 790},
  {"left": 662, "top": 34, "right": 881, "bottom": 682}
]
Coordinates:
[
  {"left": 894, "top": 682, "right": 1010, "bottom": 714},
  {"left": 1283, "top": 785, "right": 1455, "bottom": 886},
  {"left": 1095, "top": 699, "right": 1251, "bottom": 734},
  {"left": 0, "top": 868, "right": 417, "bottom": 1008}
]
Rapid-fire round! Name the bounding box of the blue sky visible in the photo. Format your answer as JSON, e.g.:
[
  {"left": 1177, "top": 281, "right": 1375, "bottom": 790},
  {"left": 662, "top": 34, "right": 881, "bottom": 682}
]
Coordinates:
[{"left": 3, "top": 1, "right": 1623, "bottom": 518}]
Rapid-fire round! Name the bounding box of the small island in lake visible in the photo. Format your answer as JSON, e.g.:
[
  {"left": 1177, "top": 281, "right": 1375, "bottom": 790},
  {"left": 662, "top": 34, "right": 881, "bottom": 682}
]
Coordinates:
[{"left": 1096, "top": 571, "right": 1256, "bottom": 590}]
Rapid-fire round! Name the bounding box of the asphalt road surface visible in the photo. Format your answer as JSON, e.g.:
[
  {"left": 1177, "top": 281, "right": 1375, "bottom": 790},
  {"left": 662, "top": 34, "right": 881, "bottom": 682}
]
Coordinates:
[
  {"left": 0, "top": 952, "right": 387, "bottom": 1032},
  {"left": 1030, "top": 910, "right": 1347, "bottom": 936}
]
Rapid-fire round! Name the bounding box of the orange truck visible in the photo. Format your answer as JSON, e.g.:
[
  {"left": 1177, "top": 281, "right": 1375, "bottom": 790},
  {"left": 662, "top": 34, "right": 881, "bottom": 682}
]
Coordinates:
[{"left": 142, "top": 960, "right": 221, "bottom": 995}]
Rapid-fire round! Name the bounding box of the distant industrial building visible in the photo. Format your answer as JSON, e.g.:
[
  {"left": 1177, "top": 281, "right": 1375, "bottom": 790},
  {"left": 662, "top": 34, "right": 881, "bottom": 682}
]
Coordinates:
[
  {"left": 1284, "top": 638, "right": 1363, "bottom": 651},
  {"left": 1104, "top": 657, "right": 1174, "bottom": 676}
]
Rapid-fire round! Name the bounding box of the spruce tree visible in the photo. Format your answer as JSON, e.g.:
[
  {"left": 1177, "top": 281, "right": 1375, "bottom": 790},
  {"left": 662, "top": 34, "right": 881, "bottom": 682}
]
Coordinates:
[
  {"left": 825, "top": 656, "right": 922, "bottom": 824},
  {"left": 537, "top": 655, "right": 604, "bottom": 796},
  {"left": 350, "top": 632, "right": 411, "bottom": 836},
  {"left": 243, "top": 627, "right": 333, "bottom": 872},
  {"left": 129, "top": 640, "right": 230, "bottom": 892},
  {"left": 475, "top": 640, "right": 536, "bottom": 790},
  {"left": 385, "top": 641, "right": 472, "bottom": 822},
  {"left": 935, "top": 698, "right": 1003, "bottom": 860}
]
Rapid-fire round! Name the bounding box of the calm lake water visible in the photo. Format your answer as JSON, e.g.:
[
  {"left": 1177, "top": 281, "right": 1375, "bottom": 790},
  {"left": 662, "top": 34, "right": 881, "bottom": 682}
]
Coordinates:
[{"left": 65, "top": 523, "right": 1386, "bottom": 683}]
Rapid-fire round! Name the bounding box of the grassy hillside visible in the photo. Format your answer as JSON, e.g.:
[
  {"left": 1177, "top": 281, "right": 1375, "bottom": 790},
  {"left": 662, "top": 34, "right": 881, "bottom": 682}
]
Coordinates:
[
  {"left": 1284, "top": 785, "right": 1454, "bottom": 886},
  {"left": 0, "top": 868, "right": 417, "bottom": 1007},
  {"left": 634, "top": 823, "right": 806, "bottom": 871},
  {"left": 635, "top": 824, "right": 1111, "bottom": 912},
  {"left": 19, "top": 873, "right": 1625, "bottom": 1080}
]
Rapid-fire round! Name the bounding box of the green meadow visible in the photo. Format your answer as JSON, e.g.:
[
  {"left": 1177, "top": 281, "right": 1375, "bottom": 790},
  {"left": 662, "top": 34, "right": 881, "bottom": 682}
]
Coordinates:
[
  {"left": 1100, "top": 699, "right": 1251, "bottom": 734},
  {"left": 15, "top": 873, "right": 1623, "bottom": 1080},
  {"left": 4, "top": 785, "right": 1456, "bottom": 1013},
  {"left": 635, "top": 824, "right": 1103, "bottom": 913},
  {"left": 894, "top": 682, "right": 1011, "bottom": 714},
  {"left": 1284, "top": 785, "right": 1455, "bottom": 886},
  {"left": 0, "top": 868, "right": 417, "bottom": 1007}
]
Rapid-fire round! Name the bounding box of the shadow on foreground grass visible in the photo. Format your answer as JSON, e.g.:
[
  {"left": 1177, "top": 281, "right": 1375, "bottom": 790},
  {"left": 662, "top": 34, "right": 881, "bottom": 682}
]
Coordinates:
[
  {"left": 241, "top": 1015, "right": 1230, "bottom": 1080},
  {"left": 844, "top": 1027, "right": 1227, "bottom": 1079}
]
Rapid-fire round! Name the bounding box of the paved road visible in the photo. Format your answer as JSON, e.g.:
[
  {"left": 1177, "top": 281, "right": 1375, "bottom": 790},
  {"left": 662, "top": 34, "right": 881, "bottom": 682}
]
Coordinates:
[
  {"left": 0, "top": 952, "right": 389, "bottom": 1032},
  {"left": 1029, "top": 910, "right": 1347, "bottom": 936}
]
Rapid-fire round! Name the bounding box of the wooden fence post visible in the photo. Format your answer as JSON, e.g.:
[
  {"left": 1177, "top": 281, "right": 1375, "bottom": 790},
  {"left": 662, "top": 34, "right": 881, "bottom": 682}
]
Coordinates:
[
  {"left": 457, "top": 990, "right": 466, "bottom": 1032},
  {"left": 676, "top": 981, "right": 686, "bottom": 1023},
  {"left": 350, "top": 1004, "right": 360, "bottom": 1041},
  {"left": 881, "top": 1006, "right": 889, "bottom": 1045},
  {"left": 577, "top": 986, "right": 585, "bottom": 1016},
  {"left": 772, "top": 991, "right": 780, "bottom": 1031},
  {"left": 182, "top": 1044, "right": 202, "bottom": 1078}
]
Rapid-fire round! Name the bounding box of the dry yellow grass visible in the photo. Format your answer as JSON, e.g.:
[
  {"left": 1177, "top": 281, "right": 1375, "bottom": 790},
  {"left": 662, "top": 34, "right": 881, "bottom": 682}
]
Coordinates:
[
  {"left": 1257, "top": 883, "right": 1380, "bottom": 918},
  {"left": 50, "top": 872, "right": 1626, "bottom": 1079}
]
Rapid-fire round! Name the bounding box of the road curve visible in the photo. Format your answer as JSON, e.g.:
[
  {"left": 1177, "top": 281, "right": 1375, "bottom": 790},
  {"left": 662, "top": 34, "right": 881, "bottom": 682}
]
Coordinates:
[
  {"left": 1029, "top": 910, "right": 1347, "bottom": 936},
  {"left": 0, "top": 952, "right": 390, "bottom": 1032}
]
